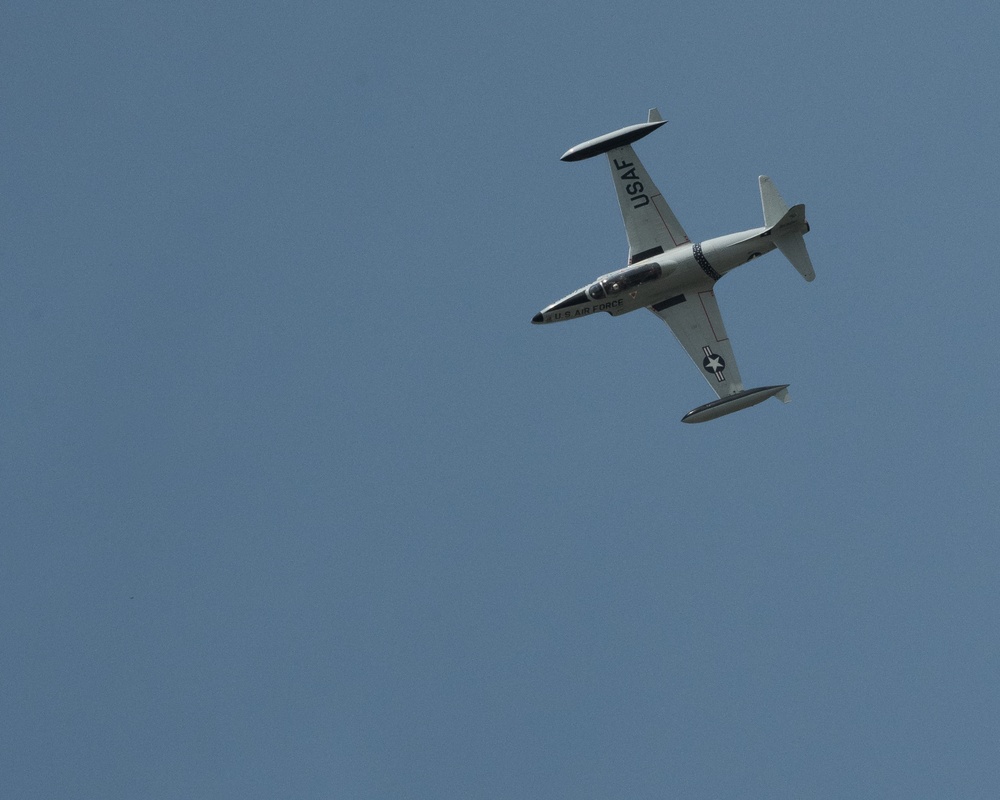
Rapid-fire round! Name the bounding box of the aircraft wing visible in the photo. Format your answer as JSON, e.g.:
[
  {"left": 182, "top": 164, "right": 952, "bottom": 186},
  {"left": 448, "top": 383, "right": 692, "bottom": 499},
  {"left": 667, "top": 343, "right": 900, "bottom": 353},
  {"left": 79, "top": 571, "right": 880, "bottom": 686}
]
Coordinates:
[
  {"left": 648, "top": 287, "right": 745, "bottom": 398},
  {"left": 606, "top": 144, "right": 690, "bottom": 264}
]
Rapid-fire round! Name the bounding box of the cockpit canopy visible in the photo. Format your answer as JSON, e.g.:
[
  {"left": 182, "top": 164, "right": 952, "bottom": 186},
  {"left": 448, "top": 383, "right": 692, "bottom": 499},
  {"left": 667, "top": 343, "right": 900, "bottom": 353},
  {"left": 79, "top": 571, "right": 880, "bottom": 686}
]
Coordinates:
[{"left": 587, "top": 263, "right": 662, "bottom": 300}]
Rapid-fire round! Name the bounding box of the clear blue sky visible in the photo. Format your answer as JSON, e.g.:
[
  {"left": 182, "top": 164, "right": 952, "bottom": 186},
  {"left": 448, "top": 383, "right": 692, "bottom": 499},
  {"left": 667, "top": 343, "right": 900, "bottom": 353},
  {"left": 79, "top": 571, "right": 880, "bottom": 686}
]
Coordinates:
[{"left": 3, "top": 2, "right": 999, "bottom": 797}]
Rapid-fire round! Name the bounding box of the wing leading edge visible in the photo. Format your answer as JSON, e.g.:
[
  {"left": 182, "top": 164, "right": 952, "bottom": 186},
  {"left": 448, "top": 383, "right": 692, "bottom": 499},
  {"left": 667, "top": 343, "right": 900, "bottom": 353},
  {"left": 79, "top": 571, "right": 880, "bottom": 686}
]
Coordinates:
[{"left": 648, "top": 288, "right": 744, "bottom": 399}]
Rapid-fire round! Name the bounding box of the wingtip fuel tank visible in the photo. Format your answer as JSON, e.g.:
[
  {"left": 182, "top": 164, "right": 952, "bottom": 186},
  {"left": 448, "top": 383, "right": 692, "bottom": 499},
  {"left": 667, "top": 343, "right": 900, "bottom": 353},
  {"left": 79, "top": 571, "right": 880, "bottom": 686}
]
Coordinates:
[
  {"left": 681, "top": 385, "right": 791, "bottom": 424},
  {"left": 560, "top": 116, "right": 667, "bottom": 162}
]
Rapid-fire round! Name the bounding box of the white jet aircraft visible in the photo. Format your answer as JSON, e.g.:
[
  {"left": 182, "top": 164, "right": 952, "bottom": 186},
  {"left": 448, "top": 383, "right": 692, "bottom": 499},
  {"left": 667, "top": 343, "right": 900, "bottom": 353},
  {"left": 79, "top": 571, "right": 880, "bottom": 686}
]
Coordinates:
[{"left": 532, "top": 108, "right": 815, "bottom": 423}]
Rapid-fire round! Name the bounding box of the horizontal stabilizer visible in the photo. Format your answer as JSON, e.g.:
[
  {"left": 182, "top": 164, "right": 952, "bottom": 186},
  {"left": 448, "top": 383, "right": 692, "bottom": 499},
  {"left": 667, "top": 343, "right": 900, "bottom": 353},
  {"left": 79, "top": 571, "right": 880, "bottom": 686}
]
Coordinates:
[
  {"left": 759, "top": 175, "right": 789, "bottom": 229},
  {"left": 682, "top": 384, "right": 790, "bottom": 424},
  {"left": 775, "top": 231, "right": 815, "bottom": 282}
]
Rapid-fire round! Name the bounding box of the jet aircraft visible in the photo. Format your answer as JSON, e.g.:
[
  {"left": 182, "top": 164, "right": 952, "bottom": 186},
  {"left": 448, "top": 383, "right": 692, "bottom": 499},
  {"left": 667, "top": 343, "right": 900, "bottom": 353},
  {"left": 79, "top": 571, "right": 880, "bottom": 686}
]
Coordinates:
[{"left": 533, "top": 108, "right": 815, "bottom": 423}]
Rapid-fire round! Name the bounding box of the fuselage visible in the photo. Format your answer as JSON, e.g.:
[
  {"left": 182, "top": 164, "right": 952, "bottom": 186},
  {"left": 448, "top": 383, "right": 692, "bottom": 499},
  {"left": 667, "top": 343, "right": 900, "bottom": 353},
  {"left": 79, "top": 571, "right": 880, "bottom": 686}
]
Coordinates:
[{"left": 532, "top": 227, "right": 778, "bottom": 324}]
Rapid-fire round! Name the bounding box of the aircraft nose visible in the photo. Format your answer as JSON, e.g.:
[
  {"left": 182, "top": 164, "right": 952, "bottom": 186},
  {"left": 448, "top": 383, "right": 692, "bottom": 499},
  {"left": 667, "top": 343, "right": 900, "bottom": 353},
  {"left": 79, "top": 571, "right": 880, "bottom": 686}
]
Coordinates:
[{"left": 531, "top": 312, "right": 544, "bottom": 324}]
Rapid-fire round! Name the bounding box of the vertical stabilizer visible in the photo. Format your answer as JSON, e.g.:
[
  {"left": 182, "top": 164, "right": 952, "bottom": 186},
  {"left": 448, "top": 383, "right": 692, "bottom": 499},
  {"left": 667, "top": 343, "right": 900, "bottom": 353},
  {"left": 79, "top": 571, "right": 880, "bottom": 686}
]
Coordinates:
[
  {"left": 759, "top": 175, "right": 789, "bottom": 229},
  {"left": 648, "top": 107, "right": 663, "bottom": 123}
]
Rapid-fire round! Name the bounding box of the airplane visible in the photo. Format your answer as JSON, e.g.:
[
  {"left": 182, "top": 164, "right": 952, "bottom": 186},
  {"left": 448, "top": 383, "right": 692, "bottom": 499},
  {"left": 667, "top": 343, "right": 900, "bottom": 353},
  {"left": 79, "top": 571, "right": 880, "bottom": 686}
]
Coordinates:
[{"left": 532, "top": 108, "right": 815, "bottom": 423}]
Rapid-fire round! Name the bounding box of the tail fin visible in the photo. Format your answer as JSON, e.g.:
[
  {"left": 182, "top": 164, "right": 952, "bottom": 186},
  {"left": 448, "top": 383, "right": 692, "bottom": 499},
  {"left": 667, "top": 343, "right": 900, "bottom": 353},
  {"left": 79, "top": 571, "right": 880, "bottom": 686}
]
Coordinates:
[{"left": 759, "top": 175, "right": 816, "bottom": 282}]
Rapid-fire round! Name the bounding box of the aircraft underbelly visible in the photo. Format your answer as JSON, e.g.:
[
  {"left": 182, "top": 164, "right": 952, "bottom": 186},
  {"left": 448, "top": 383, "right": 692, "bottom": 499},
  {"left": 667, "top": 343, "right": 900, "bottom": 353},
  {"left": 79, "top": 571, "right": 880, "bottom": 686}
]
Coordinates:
[
  {"left": 644, "top": 257, "right": 703, "bottom": 298},
  {"left": 617, "top": 267, "right": 694, "bottom": 312}
]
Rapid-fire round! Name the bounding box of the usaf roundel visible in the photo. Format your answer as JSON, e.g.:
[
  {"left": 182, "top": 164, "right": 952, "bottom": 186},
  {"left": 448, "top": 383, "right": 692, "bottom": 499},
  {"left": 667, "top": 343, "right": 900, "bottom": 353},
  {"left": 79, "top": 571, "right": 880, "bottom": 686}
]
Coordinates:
[{"left": 702, "top": 346, "right": 726, "bottom": 381}]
